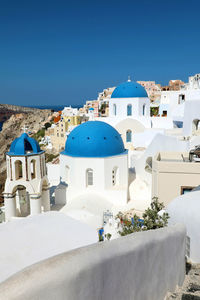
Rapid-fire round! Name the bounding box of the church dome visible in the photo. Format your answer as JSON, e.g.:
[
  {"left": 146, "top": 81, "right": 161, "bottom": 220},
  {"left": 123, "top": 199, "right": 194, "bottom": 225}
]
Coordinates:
[
  {"left": 8, "top": 133, "right": 43, "bottom": 156},
  {"left": 111, "top": 80, "right": 148, "bottom": 98},
  {"left": 62, "top": 121, "right": 126, "bottom": 157}
]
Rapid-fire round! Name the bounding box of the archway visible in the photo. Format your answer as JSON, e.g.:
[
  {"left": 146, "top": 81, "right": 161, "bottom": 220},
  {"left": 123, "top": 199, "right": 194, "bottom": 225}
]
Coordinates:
[
  {"left": 15, "top": 160, "right": 23, "bottom": 180},
  {"left": 12, "top": 185, "right": 30, "bottom": 217},
  {"left": 192, "top": 119, "right": 200, "bottom": 133},
  {"left": 86, "top": 168, "right": 93, "bottom": 187},
  {"left": 41, "top": 179, "right": 50, "bottom": 212},
  {"left": 126, "top": 130, "right": 132, "bottom": 142},
  {"left": 30, "top": 159, "right": 36, "bottom": 179}
]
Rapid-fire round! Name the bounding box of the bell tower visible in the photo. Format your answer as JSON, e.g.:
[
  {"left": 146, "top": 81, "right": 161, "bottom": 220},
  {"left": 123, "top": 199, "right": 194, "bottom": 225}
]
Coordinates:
[{"left": 3, "top": 131, "right": 50, "bottom": 221}]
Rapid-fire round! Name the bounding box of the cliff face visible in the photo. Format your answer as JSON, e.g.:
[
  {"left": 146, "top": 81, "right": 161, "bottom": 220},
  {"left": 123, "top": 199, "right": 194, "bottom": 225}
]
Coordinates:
[
  {"left": 0, "top": 104, "right": 48, "bottom": 122},
  {"left": 0, "top": 108, "right": 52, "bottom": 201}
]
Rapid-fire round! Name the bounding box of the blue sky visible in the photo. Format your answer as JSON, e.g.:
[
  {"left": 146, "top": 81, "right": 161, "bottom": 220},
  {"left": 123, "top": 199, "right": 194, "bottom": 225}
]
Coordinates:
[{"left": 0, "top": 0, "right": 200, "bottom": 106}]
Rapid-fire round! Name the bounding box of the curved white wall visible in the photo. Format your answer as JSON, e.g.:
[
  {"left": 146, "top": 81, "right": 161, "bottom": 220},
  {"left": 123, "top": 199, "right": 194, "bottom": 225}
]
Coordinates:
[
  {"left": 109, "top": 97, "right": 150, "bottom": 118},
  {"left": 167, "top": 191, "right": 200, "bottom": 262},
  {"left": 0, "top": 225, "right": 186, "bottom": 300}
]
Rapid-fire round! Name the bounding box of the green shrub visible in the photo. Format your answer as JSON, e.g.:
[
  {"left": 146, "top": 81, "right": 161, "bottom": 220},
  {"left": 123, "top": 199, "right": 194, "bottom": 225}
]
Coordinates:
[{"left": 118, "top": 198, "right": 169, "bottom": 236}]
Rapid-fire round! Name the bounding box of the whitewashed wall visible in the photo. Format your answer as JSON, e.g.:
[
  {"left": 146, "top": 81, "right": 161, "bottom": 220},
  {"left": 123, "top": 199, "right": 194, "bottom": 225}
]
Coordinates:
[
  {"left": 167, "top": 191, "right": 200, "bottom": 262},
  {"left": 0, "top": 225, "right": 186, "bottom": 300}
]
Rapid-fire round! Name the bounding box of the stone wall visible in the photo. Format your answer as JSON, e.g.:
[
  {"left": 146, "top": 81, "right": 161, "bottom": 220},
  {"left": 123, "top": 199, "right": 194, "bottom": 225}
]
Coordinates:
[{"left": 0, "top": 225, "right": 186, "bottom": 300}]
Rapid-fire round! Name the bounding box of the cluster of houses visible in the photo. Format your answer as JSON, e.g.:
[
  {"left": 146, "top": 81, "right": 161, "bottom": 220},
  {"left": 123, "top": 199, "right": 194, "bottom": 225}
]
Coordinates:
[{"left": 1, "top": 74, "right": 200, "bottom": 286}]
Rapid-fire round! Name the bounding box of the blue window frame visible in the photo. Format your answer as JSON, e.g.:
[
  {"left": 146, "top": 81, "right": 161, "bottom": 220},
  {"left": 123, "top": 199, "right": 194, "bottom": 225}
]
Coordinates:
[
  {"left": 127, "top": 104, "right": 132, "bottom": 116},
  {"left": 126, "top": 130, "right": 132, "bottom": 142},
  {"left": 113, "top": 104, "right": 117, "bottom": 116}
]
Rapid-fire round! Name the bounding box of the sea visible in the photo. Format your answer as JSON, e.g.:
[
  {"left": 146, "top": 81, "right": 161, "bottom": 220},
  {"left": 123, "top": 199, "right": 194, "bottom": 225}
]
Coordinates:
[{"left": 0, "top": 104, "right": 82, "bottom": 132}]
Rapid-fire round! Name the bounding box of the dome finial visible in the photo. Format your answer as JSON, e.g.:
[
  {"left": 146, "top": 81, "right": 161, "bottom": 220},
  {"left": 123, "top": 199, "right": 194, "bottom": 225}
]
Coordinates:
[
  {"left": 22, "top": 124, "right": 28, "bottom": 134},
  {"left": 127, "top": 76, "right": 131, "bottom": 82}
]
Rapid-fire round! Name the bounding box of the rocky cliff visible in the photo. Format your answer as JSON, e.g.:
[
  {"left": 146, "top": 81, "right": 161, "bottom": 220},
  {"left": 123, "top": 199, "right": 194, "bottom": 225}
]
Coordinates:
[
  {"left": 0, "top": 108, "right": 52, "bottom": 201},
  {"left": 0, "top": 104, "right": 49, "bottom": 122}
]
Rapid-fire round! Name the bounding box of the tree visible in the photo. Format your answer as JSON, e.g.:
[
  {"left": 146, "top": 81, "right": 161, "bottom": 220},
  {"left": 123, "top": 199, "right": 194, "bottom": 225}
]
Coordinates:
[
  {"left": 118, "top": 198, "right": 169, "bottom": 236},
  {"left": 44, "top": 122, "right": 51, "bottom": 130}
]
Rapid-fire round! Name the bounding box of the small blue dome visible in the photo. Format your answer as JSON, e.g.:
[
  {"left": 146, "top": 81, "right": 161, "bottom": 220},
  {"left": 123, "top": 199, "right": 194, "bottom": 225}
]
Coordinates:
[
  {"left": 62, "top": 121, "right": 126, "bottom": 158},
  {"left": 8, "top": 133, "right": 43, "bottom": 156},
  {"left": 111, "top": 81, "right": 148, "bottom": 98}
]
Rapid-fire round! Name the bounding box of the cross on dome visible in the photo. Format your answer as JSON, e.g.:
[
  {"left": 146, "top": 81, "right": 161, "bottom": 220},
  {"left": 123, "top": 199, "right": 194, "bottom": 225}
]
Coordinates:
[
  {"left": 22, "top": 124, "right": 28, "bottom": 133},
  {"left": 127, "top": 76, "right": 131, "bottom": 82}
]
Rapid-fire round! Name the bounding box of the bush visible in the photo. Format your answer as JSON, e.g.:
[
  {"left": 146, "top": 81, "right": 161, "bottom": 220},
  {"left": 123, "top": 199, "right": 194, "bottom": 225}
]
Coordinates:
[
  {"left": 44, "top": 122, "right": 51, "bottom": 130},
  {"left": 118, "top": 198, "right": 169, "bottom": 236},
  {"left": 32, "top": 128, "right": 45, "bottom": 142}
]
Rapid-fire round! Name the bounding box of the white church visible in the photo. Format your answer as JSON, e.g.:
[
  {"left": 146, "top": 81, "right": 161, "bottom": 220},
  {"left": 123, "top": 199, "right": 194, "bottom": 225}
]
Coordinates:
[{"left": 3, "top": 133, "right": 50, "bottom": 221}]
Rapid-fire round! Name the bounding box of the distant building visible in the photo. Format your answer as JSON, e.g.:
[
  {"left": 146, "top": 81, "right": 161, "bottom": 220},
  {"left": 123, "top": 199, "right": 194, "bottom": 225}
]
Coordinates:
[
  {"left": 152, "top": 151, "right": 200, "bottom": 206},
  {"left": 159, "top": 74, "right": 200, "bottom": 120},
  {"left": 82, "top": 100, "right": 99, "bottom": 117},
  {"left": 46, "top": 107, "right": 85, "bottom": 151},
  {"left": 137, "top": 81, "right": 161, "bottom": 102},
  {"left": 161, "top": 80, "right": 185, "bottom": 91}
]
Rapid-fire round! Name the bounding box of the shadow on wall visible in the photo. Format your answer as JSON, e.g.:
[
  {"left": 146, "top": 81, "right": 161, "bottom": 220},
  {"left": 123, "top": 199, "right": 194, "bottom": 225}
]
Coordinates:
[
  {"left": 128, "top": 168, "right": 136, "bottom": 201},
  {"left": 50, "top": 186, "right": 57, "bottom": 205}
]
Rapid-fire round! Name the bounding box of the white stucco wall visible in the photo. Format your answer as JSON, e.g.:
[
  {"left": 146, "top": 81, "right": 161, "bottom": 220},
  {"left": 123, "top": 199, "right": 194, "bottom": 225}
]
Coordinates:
[
  {"left": 47, "top": 163, "right": 60, "bottom": 186},
  {"left": 182, "top": 100, "right": 200, "bottom": 136},
  {"left": 109, "top": 97, "right": 150, "bottom": 118},
  {"left": 131, "top": 133, "right": 189, "bottom": 185},
  {"left": 60, "top": 153, "right": 128, "bottom": 205},
  {"left": 0, "top": 225, "right": 186, "bottom": 300},
  {"left": 167, "top": 191, "right": 200, "bottom": 262},
  {"left": 0, "top": 212, "right": 98, "bottom": 283}
]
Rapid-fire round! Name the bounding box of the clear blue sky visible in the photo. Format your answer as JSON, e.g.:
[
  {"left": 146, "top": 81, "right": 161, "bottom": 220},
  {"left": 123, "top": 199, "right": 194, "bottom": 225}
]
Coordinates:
[{"left": 0, "top": 0, "right": 199, "bottom": 106}]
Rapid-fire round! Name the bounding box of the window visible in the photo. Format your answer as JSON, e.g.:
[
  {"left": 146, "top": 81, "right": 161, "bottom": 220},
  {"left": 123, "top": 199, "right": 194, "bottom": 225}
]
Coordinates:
[
  {"left": 61, "top": 134, "right": 64, "bottom": 137},
  {"left": 86, "top": 169, "right": 93, "bottom": 186},
  {"left": 113, "top": 104, "right": 117, "bottom": 116},
  {"left": 15, "top": 160, "right": 23, "bottom": 180},
  {"left": 181, "top": 186, "right": 194, "bottom": 195},
  {"left": 162, "top": 110, "right": 167, "bottom": 117},
  {"left": 127, "top": 104, "right": 132, "bottom": 116},
  {"left": 126, "top": 130, "right": 132, "bottom": 142},
  {"left": 30, "top": 159, "right": 36, "bottom": 179},
  {"left": 142, "top": 104, "right": 146, "bottom": 116},
  {"left": 57, "top": 133, "right": 59, "bottom": 137}
]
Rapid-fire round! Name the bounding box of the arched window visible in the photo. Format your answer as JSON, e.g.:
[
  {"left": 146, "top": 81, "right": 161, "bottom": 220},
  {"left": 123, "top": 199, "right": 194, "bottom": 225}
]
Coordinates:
[
  {"left": 127, "top": 104, "right": 132, "bottom": 116},
  {"left": 112, "top": 167, "right": 119, "bottom": 186},
  {"left": 65, "top": 165, "right": 70, "bottom": 183},
  {"left": 86, "top": 169, "right": 93, "bottom": 186},
  {"left": 15, "top": 160, "right": 23, "bottom": 180},
  {"left": 143, "top": 104, "right": 146, "bottom": 116},
  {"left": 30, "top": 159, "right": 36, "bottom": 179},
  {"left": 113, "top": 104, "right": 117, "bottom": 116},
  {"left": 126, "top": 130, "right": 132, "bottom": 142}
]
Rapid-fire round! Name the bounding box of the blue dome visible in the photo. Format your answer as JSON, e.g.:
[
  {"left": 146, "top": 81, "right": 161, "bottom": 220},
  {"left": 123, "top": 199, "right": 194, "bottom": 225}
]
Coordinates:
[
  {"left": 62, "top": 121, "right": 126, "bottom": 158},
  {"left": 8, "top": 133, "right": 43, "bottom": 156},
  {"left": 111, "top": 81, "right": 148, "bottom": 98}
]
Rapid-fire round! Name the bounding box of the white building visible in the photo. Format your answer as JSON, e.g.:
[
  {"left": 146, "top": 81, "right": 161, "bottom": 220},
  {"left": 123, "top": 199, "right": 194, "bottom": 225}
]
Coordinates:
[
  {"left": 97, "top": 79, "right": 151, "bottom": 148},
  {"left": 59, "top": 121, "right": 128, "bottom": 207},
  {"left": 159, "top": 74, "right": 200, "bottom": 127},
  {"left": 3, "top": 133, "right": 50, "bottom": 221},
  {"left": 62, "top": 106, "right": 79, "bottom": 117}
]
